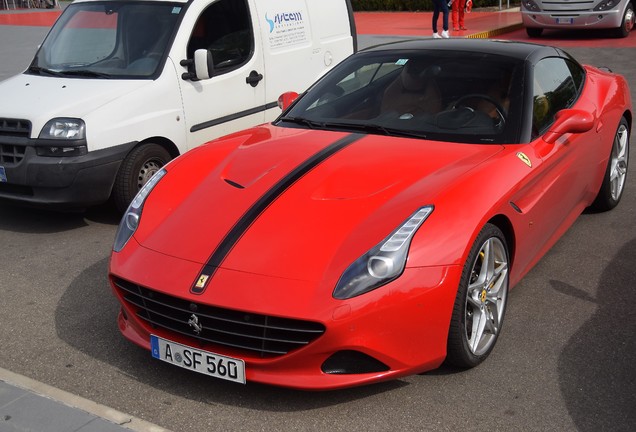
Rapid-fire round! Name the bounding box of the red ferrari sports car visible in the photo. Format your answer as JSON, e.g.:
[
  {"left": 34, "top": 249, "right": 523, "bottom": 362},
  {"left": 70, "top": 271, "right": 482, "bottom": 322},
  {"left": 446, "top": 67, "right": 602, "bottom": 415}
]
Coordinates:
[{"left": 109, "top": 39, "right": 632, "bottom": 390}]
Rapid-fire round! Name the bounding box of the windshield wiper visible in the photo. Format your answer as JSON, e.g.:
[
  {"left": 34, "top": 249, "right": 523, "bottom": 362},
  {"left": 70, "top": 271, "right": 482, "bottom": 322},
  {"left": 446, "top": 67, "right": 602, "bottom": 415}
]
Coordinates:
[
  {"left": 279, "top": 117, "right": 427, "bottom": 139},
  {"left": 26, "top": 66, "right": 65, "bottom": 77},
  {"left": 56, "top": 70, "right": 112, "bottom": 79},
  {"left": 278, "top": 116, "right": 325, "bottom": 129},
  {"left": 322, "top": 121, "right": 428, "bottom": 139}
]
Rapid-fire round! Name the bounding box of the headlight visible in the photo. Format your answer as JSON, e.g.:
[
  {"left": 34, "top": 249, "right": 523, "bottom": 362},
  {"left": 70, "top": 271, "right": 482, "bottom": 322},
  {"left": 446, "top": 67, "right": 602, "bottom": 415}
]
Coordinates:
[
  {"left": 333, "top": 206, "right": 434, "bottom": 300},
  {"left": 39, "top": 118, "right": 86, "bottom": 140},
  {"left": 594, "top": 0, "right": 619, "bottom": 11},
  {"left": 113, "top": 168, "right": 167, "bottom": 252},
  {"left": 521, "top": 0, "right": 540, "bottom": 11}
]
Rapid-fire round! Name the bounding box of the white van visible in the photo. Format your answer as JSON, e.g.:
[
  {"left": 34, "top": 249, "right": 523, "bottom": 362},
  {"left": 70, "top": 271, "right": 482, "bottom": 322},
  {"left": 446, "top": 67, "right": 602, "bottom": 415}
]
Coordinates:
[{"left": 0, "top": 0, "right": 356, "bottom": 211}]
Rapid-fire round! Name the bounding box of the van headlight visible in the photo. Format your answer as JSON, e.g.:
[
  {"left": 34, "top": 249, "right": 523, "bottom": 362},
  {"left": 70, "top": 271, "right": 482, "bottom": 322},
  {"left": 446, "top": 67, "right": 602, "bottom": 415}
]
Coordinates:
[
  {"left": 113, "top": 168, "right": 167, "bottom": 252},
  {"left": 521, "top": 0, "right": 541, "bottom": 11},
  {"left": 333, "top": 206, "right": 434, "bottom": 300},
  {"left": 37, "top": 118, "right": 87, "bottom": 157},
  {"left": 594, "top": 0, "right": 619, "bottom": 11},
  {"left": 39, "top": 118, "right": 86, "bottom": 140}
]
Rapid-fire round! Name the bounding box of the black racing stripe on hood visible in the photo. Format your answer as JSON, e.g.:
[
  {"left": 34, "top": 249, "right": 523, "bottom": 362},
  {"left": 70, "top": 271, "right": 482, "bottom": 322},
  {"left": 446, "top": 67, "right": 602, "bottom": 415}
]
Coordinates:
[{"left": 190, "top": 133, "right": 364, "bottom": 294}]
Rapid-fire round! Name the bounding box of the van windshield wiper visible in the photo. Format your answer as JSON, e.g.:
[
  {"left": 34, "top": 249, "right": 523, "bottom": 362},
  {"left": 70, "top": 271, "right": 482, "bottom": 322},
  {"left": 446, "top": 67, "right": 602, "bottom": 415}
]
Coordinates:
[
  {"left": 26, "top": 66, "right": 65, "bottom": 77},
  {"left": 56, "top": 70, "right": 112, "bottom": 79}
]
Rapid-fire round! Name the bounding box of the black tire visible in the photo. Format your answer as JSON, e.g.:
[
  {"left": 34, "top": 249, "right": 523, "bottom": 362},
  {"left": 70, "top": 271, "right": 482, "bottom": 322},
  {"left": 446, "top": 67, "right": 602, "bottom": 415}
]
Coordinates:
[
  {"left": 526, "top": 27, "right": 543, "bottom": 38},
  {"left": 446, "top": 223, "right": 509, "bottom": 368},
  {"left": 614, "top": 3, "right": 634, "bottom": 38},
  {"left": 590, "top": 117, "right": 630, "bottom": 212},
  {"left": 112, "top": 143, "right": 171, "bottom": 213}
]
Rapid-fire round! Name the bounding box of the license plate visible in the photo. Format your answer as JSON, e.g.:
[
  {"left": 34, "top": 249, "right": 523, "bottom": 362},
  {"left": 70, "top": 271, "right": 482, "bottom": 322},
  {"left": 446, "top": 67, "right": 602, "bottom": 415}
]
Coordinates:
[
  {"left": 150, "top": 335, "right": 246, "bottom": 384},
  {"left": 556, "top": 18, "right": 574, "bottom": 24},
  {"left": 0, "top": 166, "right": 6, "bottom": 183}
]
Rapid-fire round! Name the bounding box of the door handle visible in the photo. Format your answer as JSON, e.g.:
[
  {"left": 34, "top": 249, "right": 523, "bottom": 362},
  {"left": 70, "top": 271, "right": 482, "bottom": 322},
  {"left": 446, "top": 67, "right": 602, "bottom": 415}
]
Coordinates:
[{"left": 246, "top": 70, "right": 263, "bottom": 87}]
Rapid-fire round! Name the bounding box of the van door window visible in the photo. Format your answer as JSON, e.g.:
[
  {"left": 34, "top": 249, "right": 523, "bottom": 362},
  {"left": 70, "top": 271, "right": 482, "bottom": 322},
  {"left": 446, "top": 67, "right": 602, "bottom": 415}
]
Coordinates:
[{"left": 187, "top": 0, "right": 253, "bottom": 73}]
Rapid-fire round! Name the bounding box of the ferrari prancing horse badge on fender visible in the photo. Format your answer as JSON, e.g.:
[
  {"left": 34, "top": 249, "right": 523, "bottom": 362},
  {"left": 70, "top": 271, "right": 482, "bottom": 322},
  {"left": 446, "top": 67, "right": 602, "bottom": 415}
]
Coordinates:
[{"left": 517, "top": 152, "right": 532, "bottom": 168}]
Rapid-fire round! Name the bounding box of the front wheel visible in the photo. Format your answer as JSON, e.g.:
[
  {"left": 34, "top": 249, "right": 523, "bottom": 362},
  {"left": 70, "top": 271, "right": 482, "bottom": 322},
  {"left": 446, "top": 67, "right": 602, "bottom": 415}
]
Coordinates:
[
  {"left": 590, "top": 117, "right": 630, "bottom": 211},
  {"left": 112, "top": 143, "right": 171, "bottom": 213},
  {"left": 446, "top": 224, "right": 510, "bottom": 368},
  {"left": 614, "top": 3, "right": 634, "bottom": 38}
]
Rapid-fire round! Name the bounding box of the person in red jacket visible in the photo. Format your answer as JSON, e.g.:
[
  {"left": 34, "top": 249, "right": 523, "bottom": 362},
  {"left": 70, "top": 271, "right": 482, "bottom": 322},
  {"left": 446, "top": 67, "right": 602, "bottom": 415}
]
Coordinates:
[{"left": 451, "top": 0, "right": 472, "bottom": 31}]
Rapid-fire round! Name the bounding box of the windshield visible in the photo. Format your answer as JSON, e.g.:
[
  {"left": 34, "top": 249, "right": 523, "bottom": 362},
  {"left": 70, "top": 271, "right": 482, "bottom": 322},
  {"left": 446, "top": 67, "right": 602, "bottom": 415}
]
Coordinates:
[
  {"left": 29, "top": 1, "right": 183, "bottom": 79},
  {"left": 277, "top": 49, "right": 525, "bottom": 144}
]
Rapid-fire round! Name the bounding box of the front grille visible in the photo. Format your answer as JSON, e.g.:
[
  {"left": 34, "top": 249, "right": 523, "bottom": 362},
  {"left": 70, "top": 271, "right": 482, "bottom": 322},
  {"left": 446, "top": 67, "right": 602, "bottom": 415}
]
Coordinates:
[
  {"left": 0, "top": 118, "right": 31, "bottom": 137},
  {"left": 113, "top": 277, "right": 326, "bottom": 358},
  {"left": 541, "top": 0, "right": 594, "bottom": 12},
  {"left": 0, "top": 118, "right": 31, "bottom": 165},
  {"left": 0, "top": 144, "right": 26, "bottom": 164}
]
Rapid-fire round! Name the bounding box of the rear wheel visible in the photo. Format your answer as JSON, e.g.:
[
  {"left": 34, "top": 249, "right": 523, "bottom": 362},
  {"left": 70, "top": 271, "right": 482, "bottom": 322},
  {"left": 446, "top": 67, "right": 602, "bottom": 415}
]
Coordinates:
[
  {"left": 446, "top": 224, "right": 509, "bottom": 368},
  {"left": 614, "top": 3, "right": 634, "bottom": 38},
  {"left": 526, "top": 27, "right": 543, "bottom": 38},
  {"left": 113, "top": 143, "right": 171, "bottom": 213},
  {"left": 590, "top": 117, "right": 629, "bottom": 211}
]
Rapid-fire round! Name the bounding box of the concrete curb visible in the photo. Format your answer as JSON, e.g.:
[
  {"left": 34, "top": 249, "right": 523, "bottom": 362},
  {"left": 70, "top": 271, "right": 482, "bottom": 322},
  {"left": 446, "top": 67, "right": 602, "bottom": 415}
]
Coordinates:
[
  {"left": 467, "top": 22, "right": 524, "bottom": 39},
  {"left": 0, "top": 367, "right": 170, "bottom": 432}
]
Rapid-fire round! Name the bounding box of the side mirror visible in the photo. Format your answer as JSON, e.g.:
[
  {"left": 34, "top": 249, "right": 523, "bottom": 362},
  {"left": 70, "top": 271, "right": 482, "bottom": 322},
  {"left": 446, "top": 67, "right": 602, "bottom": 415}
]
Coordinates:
[
  {"left": 543, "top": 109, "right": 595, "bottom": 144},
  {"left": 180, "top": 49, "right": 214, "bottom": 81},
  {"left": 277, "top": 91, "right": 299, "bottom": 111},
  {"left": 193, "top": 49, "right": 214, "bottom": 80}
]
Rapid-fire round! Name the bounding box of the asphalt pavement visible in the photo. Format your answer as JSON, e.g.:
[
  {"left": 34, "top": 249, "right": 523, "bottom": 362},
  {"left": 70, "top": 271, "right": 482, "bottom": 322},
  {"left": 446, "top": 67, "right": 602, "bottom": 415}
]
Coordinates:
[{"left": 1, "top": 4, "right": 635, "bottom": 432}]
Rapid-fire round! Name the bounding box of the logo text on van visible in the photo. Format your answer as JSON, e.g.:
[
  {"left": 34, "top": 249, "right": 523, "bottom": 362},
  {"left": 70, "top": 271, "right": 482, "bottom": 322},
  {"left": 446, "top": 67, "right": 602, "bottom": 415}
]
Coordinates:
[{"left": 265, "top": 11, "right": 304, "bottom": 33}]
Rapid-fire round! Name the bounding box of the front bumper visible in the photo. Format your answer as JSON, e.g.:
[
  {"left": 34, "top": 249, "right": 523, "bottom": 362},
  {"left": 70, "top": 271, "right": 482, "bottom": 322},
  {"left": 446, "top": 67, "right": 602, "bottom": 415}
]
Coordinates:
[
  {"left": 521, "top": 10, "right": 623, "bottom": 29},
  {"left": 0, "top": 139, "right": 136, "bottom": 208},
  {"left": 109, "top": 239, "right": 462, "bottom": 390}
]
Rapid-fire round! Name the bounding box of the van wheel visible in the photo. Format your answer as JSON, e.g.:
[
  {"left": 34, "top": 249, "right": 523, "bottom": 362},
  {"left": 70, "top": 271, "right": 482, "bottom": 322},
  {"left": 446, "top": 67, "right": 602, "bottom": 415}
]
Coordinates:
[
  {"left": 526, "top": 27, "right": 543, "bottom": 38},
  {"left": 615, "top": 2, "right": 634, "bottom": 38},
  {"left": 113, "top": 143, "right": 171, "bottom": 213}
]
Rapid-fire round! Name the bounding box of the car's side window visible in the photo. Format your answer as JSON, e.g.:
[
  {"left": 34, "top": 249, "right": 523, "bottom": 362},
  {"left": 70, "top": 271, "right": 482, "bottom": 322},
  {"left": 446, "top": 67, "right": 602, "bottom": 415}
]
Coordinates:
[
  {"left": 186, "top": 0, "right": 253, "bottom": 73},
  {"left": 532, "top": 57, "right": 580, "bottom": 138}
]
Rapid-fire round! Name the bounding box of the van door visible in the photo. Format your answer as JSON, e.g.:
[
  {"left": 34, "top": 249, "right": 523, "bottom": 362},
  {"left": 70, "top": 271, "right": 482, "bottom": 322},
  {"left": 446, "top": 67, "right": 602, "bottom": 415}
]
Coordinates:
[{"left": 178, "top": 0, "right": 267, "bottom": 149}]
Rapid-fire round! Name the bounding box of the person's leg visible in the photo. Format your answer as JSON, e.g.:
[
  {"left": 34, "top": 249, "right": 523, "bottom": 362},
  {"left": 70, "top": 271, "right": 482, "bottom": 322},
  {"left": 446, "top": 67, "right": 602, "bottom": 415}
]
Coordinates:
[
  {"left": 452, "top": 1, "right": 459, "bottom": 30},
  {"left": 441, "top": 2, "right": 449, "bottom": 32},
  {"left": 459, "top": 0, "right": 467, "bottom": 29},
  {"left": 432, "top": 1, "right": 441, "bottom": 34}
]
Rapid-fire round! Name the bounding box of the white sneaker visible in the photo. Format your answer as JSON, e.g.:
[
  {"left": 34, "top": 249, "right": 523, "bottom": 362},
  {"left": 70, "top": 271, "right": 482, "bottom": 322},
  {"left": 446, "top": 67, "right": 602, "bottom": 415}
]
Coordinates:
[
  {"left": 433, "top": 32, "right": 442, "bottom": 39},
  {"left": 441, "top": 30, "right": 450, "bottom": 38}
]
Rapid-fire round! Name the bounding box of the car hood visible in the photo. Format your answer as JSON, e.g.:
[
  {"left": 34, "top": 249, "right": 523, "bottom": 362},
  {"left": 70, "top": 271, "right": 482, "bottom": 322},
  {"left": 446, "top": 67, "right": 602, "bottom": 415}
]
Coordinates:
[
  {"left": 0, "top": 74, "right": 150, "bottom": 136},
  {"left": 135, "top": 125, "right": 502, "bottom": 283}
]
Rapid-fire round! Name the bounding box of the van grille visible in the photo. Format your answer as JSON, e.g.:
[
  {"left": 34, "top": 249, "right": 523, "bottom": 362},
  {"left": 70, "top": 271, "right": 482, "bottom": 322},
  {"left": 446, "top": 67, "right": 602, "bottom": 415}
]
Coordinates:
[
  {"left": 540, "top": 0, "right": 594, "bottom": 12},
  {"left": 0, "top": 118, "right": 31, "bottom": 165},
  {"left": 0, "top": 118, "right": 31, "bottom": 137},
  {"left": 0, "top": 144, "right": 27, "bottom": 164},
  {"left": 112, "top": 277, "right": 326, "bottom": 357}
]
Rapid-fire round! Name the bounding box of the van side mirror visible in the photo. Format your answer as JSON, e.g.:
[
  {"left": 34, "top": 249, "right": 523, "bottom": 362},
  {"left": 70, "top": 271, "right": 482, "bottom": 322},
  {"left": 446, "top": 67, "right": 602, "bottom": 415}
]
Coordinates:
[
  {"left": 278, "top": 92, "right": 299, "bottom": 111},
  {"left": 542, "top": 108, "right": 595, "bottom": 144},
  {"left": 180, "top": 49, "right": 215, "bottom": 81}
]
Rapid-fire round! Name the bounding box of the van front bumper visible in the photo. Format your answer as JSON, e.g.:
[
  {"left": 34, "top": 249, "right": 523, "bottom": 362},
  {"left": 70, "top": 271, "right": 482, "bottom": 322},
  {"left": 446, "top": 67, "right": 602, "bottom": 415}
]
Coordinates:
[
  {"left": 521, "top": 10, "right": 623, "bottom": 30},
  {"left": 0, "top": 140, "right": 136, "bottom": 209}
]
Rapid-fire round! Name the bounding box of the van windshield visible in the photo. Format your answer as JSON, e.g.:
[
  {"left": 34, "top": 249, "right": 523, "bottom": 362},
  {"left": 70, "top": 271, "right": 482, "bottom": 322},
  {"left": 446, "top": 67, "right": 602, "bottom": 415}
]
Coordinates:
[{"left": 28, "top": 1, "right": 183, "bottom": 79}]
